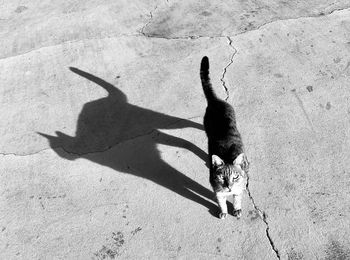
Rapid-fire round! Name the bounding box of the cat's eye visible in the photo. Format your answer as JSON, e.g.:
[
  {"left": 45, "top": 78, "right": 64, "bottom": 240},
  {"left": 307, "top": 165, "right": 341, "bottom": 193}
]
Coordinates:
[{"left": 232, "top": 173, "right": 240, "bottom": 180}]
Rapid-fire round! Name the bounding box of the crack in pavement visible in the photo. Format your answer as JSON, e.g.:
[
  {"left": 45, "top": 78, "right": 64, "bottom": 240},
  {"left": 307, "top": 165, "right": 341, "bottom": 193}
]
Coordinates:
[
  {"left": 2, "top": 6, "right": 350, "bottom": 61},
  {"left": 220, "top": 36, "right": 237, "bottom": 101},
  {"left": 139, "top": 5, "right": 158, "bottom": 37},
  {"left": 0, "top": 35, "right": 216, "bottom": 61},
  {"left": 0, "top": 35, "right": 219, "bottom": 61},
  {"left": 0, "top": 116, "right": 202, "bottom": 157},
  {"left": 220, "top": 33, "right": 279, "bottom": 259},
  {"left": 233, "top": 5, "right": 350, "bottom": 38},
  {"left": 140, "top": 6, "right": 350, "bottom": 40},
  {"left": 246, "top": 173, "right": 281, "bottom": 259}
]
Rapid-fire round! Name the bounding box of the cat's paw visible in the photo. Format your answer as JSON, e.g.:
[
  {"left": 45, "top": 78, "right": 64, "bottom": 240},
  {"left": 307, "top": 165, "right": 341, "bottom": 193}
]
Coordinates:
[
  {"left": 233, "top": 209, "right": 242, "bottom": 219},
  {"left": 219, "top": 213, "right": 228, "bottom": 219}
]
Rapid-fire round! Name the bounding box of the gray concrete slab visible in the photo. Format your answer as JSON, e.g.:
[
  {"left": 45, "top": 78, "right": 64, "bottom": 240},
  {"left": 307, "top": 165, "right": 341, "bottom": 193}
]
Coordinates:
[
  {"left": 1, "top": 1, "right": 350, "bottom": 259},
  {"left": 226, "top": 9, "right": 350, "bottom": 259}
]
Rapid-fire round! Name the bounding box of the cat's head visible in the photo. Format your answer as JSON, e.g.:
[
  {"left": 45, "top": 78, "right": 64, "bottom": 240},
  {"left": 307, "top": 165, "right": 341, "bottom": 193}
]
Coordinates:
[{"left": 211, "top": 153, "right": 248, "bottom": 192}]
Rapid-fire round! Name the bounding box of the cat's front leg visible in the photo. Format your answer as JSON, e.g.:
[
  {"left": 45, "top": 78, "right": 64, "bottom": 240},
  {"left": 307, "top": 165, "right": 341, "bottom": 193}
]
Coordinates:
[
  {"left": 216, "top": 193, "right": 228, "bottom": 219},
  {"left": 232, "top": 194, "right": 242, "bottom": 219}
]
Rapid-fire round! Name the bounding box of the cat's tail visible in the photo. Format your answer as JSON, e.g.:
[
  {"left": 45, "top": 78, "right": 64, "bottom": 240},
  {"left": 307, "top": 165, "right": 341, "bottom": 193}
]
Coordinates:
[{"left": 200, "top": 56, "right": 217, "bottom": 102}]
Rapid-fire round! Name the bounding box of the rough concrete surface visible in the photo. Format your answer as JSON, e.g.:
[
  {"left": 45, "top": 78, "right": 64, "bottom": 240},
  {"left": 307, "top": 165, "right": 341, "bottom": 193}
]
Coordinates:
[{"left": 1, "top": 1, "right": 350, "bottom": 259}]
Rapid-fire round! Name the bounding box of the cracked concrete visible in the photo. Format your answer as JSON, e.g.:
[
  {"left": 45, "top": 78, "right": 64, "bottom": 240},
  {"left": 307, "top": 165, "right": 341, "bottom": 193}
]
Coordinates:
[
  {"left": 1, "top": 3, "right": 350, "bottom": 61},
  {"left": 225, "top": 6, "right": 350, "bottom": 258},
  {"left": 2, "top": 0, "right": 350, "bottom": 259},
  {"left": 246, "top": 174, "right": 280, "bottom": 259},
  {"left": 3, "top": 6, "right": 350, "bottom": 62},
  {"left": 220, "top": 36, "right": 236, "bottom": 101},
  {"left": 232, "top": 6, "right": 350, "bottom": 38},
  {"left": 139, "top": 4, "right": 158, "bottom": 37}
]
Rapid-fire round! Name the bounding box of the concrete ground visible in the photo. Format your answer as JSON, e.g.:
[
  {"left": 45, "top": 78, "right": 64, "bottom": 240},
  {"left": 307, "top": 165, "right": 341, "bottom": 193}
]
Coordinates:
[{"left": 1, "top": 1, "right": 350, "bottom": 259}]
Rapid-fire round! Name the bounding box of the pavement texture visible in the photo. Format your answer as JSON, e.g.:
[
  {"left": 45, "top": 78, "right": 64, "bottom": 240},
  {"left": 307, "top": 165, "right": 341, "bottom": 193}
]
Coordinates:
[{"left": 1, "top": 1, "right": 350, "bottom": 259}]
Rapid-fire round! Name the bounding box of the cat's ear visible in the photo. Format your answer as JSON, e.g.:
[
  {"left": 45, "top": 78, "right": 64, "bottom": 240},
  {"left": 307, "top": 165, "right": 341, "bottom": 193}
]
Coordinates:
[
  {"left": 233, "top": 153, "right": 245, "bottom": 166},
  {"left": 212, "top": 155, "right": 224, "bottom": 167}
]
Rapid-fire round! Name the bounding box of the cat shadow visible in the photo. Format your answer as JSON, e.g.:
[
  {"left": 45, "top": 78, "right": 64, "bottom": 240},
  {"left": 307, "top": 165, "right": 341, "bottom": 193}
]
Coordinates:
[{"left": 39, "top": 67, "right": 222, "bottom": 215}]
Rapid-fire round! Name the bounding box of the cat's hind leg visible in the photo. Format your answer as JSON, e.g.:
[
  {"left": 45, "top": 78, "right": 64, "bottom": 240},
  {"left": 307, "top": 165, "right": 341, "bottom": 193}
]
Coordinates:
[
  {"left": 232, "top": 194, "right": 242, "bottom": 219},
  {"left": 216, "top": 193, "right": 228, "bottom": 219}
]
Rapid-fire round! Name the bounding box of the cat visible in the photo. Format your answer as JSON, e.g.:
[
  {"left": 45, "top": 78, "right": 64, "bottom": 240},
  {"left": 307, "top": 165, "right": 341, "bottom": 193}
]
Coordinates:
[{"left": 200, "top": 56, "right": 249, "bottom": 219}]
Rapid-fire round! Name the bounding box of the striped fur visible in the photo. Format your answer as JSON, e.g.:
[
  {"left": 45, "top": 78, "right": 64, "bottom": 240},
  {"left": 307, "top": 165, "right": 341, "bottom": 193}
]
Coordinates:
[{"left": 200, "top": 56, "right": 249, "bottom": 219}]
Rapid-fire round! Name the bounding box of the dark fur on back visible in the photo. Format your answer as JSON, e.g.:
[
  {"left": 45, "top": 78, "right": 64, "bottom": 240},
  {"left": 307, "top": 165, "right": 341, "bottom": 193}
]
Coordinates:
[{"left": 200, "top": 56, "right": 247, "bottom": 191}]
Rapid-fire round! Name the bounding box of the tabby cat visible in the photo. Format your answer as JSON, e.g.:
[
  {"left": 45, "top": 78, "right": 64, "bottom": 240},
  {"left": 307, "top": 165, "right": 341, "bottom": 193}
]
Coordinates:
[{"left": 200, "top": 56, "right": 249, "bottom": 219}]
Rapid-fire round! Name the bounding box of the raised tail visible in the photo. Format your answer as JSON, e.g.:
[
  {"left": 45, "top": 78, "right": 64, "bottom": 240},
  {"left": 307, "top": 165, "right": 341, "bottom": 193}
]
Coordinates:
[{"left": 200, "top": 56, "right": 217, "bottom": 102}]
